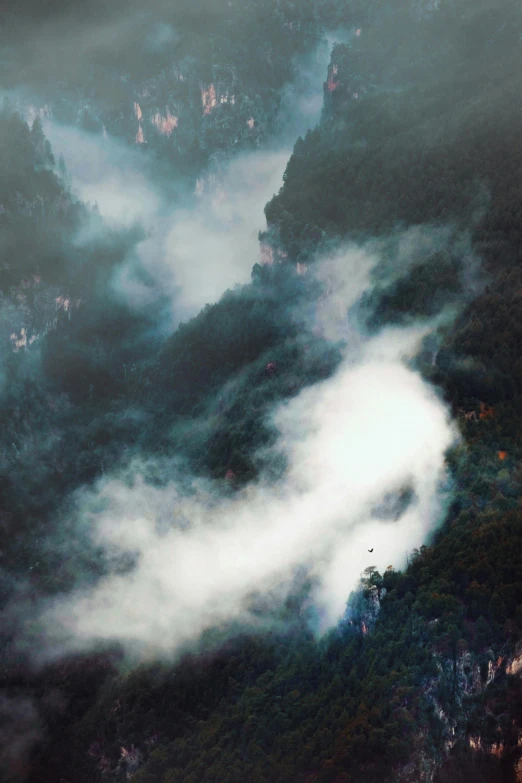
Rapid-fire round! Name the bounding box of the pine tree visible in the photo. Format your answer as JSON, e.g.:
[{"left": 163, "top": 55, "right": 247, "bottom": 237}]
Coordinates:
[{"left": 30, "top": 115, "right": 54, "bottom": 166}]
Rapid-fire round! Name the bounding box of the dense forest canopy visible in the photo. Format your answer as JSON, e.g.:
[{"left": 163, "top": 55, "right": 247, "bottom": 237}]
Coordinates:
[{"left": 1, "top": 0, "right": 522, "bottom": 782}]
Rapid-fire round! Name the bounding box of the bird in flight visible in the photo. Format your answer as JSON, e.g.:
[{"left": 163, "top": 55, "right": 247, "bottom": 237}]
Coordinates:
[{"left": 368, "top": 548, "right": 374, "bottom": 553}]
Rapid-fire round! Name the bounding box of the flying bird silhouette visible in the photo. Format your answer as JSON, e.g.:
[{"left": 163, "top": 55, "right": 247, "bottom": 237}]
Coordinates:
[{"left": 368, "top": 548, "right": 374, "bottom": 553}]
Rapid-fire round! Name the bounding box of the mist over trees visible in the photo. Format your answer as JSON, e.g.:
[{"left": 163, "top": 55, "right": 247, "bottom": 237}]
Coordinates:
[{"left": 0, "top": 0, "right": 522, "bottom": 782}]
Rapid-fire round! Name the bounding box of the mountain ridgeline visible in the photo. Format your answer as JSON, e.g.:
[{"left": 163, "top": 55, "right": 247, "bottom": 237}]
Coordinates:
[{"left": 1, "top": 0, "right": 522, "bottom": 782}]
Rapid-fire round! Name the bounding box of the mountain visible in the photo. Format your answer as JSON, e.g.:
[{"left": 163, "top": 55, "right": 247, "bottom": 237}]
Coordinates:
[{"left": 1, "top": 1, "right": 522, "bottom": 782}]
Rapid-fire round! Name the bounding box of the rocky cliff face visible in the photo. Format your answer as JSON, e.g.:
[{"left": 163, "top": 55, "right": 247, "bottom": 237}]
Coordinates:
[
  {"left": 6, "top": 1, "right": 333, "bottom": 184},
  {"left": 343, "top": 570, "right": 387, "bottom": 636},
  {"left": 396, "top": 642, "right": 522, "bottom": 782}
]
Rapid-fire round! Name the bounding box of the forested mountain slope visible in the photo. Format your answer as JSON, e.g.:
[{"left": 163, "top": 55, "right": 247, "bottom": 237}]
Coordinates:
[{"left": 1, "top": 1, "right": 522, "bottom": 782}]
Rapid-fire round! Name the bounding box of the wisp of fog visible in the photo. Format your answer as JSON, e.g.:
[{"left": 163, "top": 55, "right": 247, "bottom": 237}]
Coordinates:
[
  {"left": 37, "top": 33, "right": 334, "bottom": 327},
  {"left": 43, "top": 122, "right": 289, "bottom": 322}
]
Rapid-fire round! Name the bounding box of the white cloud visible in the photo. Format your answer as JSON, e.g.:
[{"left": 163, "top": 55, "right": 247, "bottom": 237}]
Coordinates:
[{"left": 40, "top": 246, "right": 458, "bottom": 659}]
